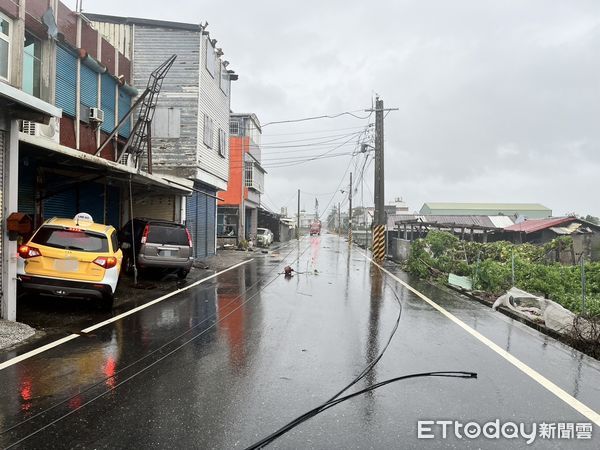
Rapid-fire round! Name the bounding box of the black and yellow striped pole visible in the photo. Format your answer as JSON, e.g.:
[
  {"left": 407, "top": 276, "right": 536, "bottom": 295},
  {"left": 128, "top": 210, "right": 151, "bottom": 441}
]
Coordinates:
[{"left": 372, "top": 224, "right": 386, "bottom": 261}]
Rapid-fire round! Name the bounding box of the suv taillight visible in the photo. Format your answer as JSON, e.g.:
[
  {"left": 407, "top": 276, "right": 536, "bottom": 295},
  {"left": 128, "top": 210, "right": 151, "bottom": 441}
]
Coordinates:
[
  {"left": 185, "top": 228, "right": 193, "bottom": 247},
  {"left": 18, "top": 245, "right": 42, "bottom": 259},
  {"left": 93, "top": 256, "right": 117, "bottom": 269},
  {"left": 141, "top": 225, "right": 150, "bottom": 244}
]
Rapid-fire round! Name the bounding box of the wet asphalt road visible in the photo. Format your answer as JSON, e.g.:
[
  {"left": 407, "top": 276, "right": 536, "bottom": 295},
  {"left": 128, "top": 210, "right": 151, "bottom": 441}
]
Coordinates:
[{"left": 0, "top": 234, "right": 599, "bottom": 449}]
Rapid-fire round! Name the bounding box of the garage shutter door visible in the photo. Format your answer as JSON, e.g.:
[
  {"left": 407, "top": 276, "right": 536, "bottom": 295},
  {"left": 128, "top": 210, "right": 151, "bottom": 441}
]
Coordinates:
[
  {"left": 206, "top": 196, "right": 216, "bottom": 256},
  {"left": 78, "top": 183, "right": 105, "bottom": 224},
  {"left": 134, "top": 195, "right": 175, "bottom": 221},
  {"left": 186, "top": 189, "right": 216, "bottom": 259},
  {"left": 43, "top": 188, "right": 78, "bottom": 221},
  {"left": 56, "top": 46, "right": 77, "bottom": 117}
]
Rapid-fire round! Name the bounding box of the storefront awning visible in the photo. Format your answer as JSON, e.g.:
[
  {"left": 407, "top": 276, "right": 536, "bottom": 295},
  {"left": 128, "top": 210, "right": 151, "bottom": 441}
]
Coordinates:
[
  {"left": 0, "top": 82, "right": 62, "bottom": 123},
  {"left": 19, "top": 133, "right": 192, "bottom": 195}
]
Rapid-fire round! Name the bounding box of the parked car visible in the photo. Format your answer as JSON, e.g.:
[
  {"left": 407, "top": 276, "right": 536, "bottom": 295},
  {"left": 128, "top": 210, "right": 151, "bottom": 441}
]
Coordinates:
[
  {"left": 16, "top": 214, "right": 122, "bottom": 308},
  {"left": 119, "top": 218, "right": 193, "bottom": 279},
  {"left": 256, "top": 228, "right": 274, "bottom": 247}
]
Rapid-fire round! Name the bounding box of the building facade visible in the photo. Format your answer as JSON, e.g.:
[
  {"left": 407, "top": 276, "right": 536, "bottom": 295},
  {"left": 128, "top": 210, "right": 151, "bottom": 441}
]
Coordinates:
[
  {"left": 88, "top": 13, "right": 236, "bottom": 259},
  {"left": 217, "top": 113, "right": 265, "bottom": 244},
  {"left": 1, "top": 0, "right": 190, "bottom": 320}
]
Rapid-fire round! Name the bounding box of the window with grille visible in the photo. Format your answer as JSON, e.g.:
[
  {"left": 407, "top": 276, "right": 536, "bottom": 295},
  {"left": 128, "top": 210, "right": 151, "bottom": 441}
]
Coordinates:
[
  {"left": 245, "top": 162, "right": 253, "bottom": 188},
  {"left": 230, "top": 120, "right": 240, "bottom": 135}
]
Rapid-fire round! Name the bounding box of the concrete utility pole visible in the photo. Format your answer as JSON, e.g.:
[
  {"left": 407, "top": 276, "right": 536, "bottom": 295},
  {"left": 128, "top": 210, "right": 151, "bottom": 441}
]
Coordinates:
[
  {"left": 366, "top": 96, "right": 398, "bottom": 260},
  {"left": 348, "top": 172, "right": 353, "bottom": 245},
  {"left": 296, "top": 189, "right": 300, "bottom": 240}
]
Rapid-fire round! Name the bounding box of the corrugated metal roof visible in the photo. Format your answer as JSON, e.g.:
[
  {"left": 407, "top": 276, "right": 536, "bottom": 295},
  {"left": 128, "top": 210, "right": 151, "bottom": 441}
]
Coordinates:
[
  {"left": 84, "top": 13, "right": 202, "bottom": 32},
  {"left": 504, "top": 217, "right": 574, "bottom": 233},
  {"left": 488, "top": 216, "right": 515, "bottom": 228},
  {"left": 392, "top": 214, "right": 513, "bottom": 229},
  {"left": 422, "top": 202, "right": 550, "bottom": 211}
]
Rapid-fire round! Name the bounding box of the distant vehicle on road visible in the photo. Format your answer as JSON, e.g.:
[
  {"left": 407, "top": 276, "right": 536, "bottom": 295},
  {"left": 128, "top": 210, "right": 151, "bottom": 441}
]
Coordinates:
[
  {"left": 309, "top": 221, "right": 321, "bottom": 236},
  {"left": 17, "top": 214, "right": 122, "bottom": 308},
  {"left": 119, "top": 218, "right": 193, "bottom": 279},
  {"left": 256, "top": 228, "right": 274, "bottom": 247}
]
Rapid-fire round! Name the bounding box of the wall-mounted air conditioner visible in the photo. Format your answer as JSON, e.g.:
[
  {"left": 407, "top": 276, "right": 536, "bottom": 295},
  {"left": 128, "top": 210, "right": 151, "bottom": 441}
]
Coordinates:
[
  {"left": 89, "top": 107, "right": 105, "bottom": 124},
  {"left": 20, "top": 118, "right": 61, "bottom": 143}
]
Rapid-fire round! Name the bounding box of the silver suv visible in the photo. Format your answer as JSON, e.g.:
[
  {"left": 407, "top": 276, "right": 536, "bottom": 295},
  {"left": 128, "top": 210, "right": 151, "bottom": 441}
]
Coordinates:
[{"left": 119, "top": 218, "right": 193, "bottom": 279}]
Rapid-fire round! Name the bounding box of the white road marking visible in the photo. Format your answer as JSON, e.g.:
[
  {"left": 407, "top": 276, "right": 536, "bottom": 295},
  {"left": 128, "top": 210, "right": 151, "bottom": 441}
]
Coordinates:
[
  {"left": 0, "top": 259, "right": 253, "bottom": 371},
  {"left": 81, "top": 259, "right": 254, "bottom": 333},
  {"left": 368, "top": 257, "right": 600, "bottom": 427},
  {"left": 0, "top": 334, "right": 80, "bottom": 371}
]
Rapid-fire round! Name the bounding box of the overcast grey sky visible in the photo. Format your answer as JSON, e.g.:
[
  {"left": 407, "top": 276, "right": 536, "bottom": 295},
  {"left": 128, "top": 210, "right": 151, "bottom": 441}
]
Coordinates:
[{"left": 72, "top": 0, "right": 600, "bottom": 218}]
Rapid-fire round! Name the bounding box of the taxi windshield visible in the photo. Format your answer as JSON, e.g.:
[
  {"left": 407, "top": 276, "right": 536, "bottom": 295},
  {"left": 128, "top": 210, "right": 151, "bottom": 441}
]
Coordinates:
[{"left": 32, "top": 226, "right": 109, "bottom": 252}]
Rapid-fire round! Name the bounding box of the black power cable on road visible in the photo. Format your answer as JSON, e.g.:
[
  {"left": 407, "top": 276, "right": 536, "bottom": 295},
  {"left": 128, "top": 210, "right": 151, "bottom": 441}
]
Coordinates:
[{"left": 244, "top": 263, "right": 478, "bottom": 449}]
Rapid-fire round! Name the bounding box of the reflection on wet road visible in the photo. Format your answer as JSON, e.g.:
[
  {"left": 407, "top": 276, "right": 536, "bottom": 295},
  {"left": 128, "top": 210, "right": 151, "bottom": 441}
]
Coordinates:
[{"left": 0, "top": 235, "right": 599, "bottom": 448}]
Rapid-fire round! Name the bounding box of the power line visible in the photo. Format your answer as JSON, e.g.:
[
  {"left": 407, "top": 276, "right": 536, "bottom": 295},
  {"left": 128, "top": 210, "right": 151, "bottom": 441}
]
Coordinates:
[
  {"left": 262, "top": 110, "right": 373, "bottom": 127},
  {"left": 262, "top": 125, "right": 372, "bottom": 137},
  {"left": 261, "top": 130, "right": 367, "bottom": 147}
]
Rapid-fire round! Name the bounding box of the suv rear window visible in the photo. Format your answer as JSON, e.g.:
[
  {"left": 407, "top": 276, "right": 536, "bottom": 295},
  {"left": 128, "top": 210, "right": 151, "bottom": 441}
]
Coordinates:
[
  {"left": 32, "top": 227, "right": 109, "bottom": 252},
  {"left": 147, "top": 225, "right": 189, "bottom": 246}
]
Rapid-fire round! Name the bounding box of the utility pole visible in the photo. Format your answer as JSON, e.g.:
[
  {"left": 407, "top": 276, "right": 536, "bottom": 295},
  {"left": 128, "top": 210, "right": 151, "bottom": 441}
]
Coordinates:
[
  {"left": 366, "top": 96, "right": 398, "bottom": 261},
  {"left": 296, "top": 189, "right": 300, "bottom": 239},
  {"left": 348, "top": 172, "right": 352, "bottom": 245},
  {"left": 338, "top": 202, "right": 341, "bottom": 235}
]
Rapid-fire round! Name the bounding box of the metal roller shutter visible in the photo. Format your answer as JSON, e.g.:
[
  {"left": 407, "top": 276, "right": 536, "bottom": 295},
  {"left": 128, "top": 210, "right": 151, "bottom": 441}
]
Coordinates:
[
  {"left": 101, "top": 74, "right": 117, "bottom": 133},
  {"left": 56, "top": 46, "right": 77, "bottom": 117},
  {"left": 118, "top": 90, "right": 132, "bottom": 138},
  {"left": 80, "top": 64, "right": 98, "bottom": 108},
  {"left": 134, "top": 195, "right": 176, "bottom": 221},
  {"left": 78, "top": 182, "right": 104, "bottom": 224},
  {"left": 106, "top": 185, "right": 121, "bottom": 228},
  {"left": 206, "top": 196, "right": 216, "bottom": 256},
  {"left": 197, "top": 193, "right": 208, "bottom": 258},
  {"left": 43, "top": 188, "right": 77, "bottom": 220}
]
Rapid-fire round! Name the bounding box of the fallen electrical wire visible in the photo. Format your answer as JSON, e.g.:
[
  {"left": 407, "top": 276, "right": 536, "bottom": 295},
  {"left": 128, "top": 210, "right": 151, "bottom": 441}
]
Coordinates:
[{"left": 244, "top": 265, "right": 477, "bottom": 449}]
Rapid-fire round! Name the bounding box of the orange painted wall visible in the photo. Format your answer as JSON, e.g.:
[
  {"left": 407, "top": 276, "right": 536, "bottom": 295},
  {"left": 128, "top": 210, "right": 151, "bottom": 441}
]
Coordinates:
[{"left": 219, "top": 136, "right": 250, "bottom": 206}]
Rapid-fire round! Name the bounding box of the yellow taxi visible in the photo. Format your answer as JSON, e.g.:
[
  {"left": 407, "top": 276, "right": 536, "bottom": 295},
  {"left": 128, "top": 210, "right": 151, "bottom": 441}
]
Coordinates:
[{"left": 17, "top": 213, "right": 122, "bottom": 308}]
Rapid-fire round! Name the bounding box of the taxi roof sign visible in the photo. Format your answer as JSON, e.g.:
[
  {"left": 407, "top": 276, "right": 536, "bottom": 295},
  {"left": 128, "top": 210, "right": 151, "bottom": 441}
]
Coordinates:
[{"left": 74, "top": 213, "right": 94, "bottom": 224}]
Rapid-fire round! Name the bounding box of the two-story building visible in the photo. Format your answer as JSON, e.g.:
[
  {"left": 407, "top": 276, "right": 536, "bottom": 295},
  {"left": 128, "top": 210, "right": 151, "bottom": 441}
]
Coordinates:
[
  {"left": 87, "top": 13, "right": 236, "bottom": 259},
  {"left": 217, "top": 113, "right": 265, "bottom": 244}
]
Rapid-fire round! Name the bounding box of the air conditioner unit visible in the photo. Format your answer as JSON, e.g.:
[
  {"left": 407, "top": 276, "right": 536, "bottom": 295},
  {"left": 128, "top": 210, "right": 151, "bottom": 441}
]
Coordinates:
[
  {"left": 89, "top": 107, "right": 104, "bottom": 124},
  {"left": 20, "top": 118, "right": 60, "bottom": 143}
]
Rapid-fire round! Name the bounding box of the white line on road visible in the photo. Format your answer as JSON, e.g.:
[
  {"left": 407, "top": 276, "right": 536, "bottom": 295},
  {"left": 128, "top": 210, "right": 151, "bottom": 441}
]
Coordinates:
[
  {"left": 368, "top": 257, "right": 600, "bottom": 427},
  {"left": 81, "top": 259, "right": 254, "bottom": 333},
  {"left": 0, "top": 259, "right": 253, "bottom": 372},
  {"left": 0, "top": 334, "right": 80, "bottom": 371}
]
